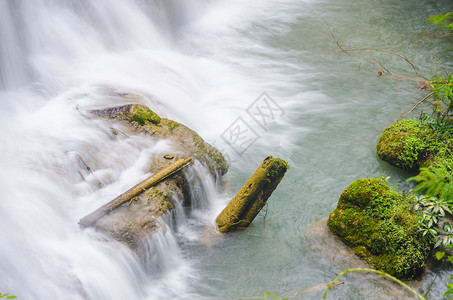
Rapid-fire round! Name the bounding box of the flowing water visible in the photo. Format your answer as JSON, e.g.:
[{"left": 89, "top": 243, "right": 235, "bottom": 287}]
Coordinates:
[{"left": 1, "top": 0, "right": 453, "bottom": 299}]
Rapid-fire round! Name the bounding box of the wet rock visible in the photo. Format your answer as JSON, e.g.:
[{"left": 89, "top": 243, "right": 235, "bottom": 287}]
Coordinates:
[
  {"left": 327, "top": 178, "right": 432, "bottom": 279},
  {"left": 376, "top": 119, "right": 453, "bottom": 172},
  {"left": 305, "top": 219, "right": 429, "bottom": 299},
  {"left": 92, "top": 104, "right": 228, "bottom": 175},
  {"left": 80, "top": 104, "right": 228, "bottom": 249}
]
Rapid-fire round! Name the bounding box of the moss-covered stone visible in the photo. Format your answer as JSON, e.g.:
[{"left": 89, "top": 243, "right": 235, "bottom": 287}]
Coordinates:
[
  {"left": 86, "top": 102, "right": 229, "bottom": 249},
  {"left": 130, "top": 107, "right": 161, "bottom": 125},
  {"left": 327, "top": 178, "right": 432, "bottom": 279},
  {"left": 377, "top": 119, "right": 453, "bottom": 171},
  {"left": 93, "top": 175, "right": 183, "bottom": 249},
  {"left": 92, "top": 103, "right": 228, "bottom": 175}
]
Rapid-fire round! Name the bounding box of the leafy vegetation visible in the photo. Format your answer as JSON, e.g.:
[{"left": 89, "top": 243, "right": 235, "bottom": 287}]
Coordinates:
[
  {"left": 425, "top": 74, "right": 453, "bottom": 127},
  {"left": 428, "top": 12, "right": 453, "bottom": 30},
  {"left": 0, "top": 293, "right": 17, "bottom": 299},
  {"left": 421, "top": 12, "right": 453, "bottom": 130},
  {"left": 404, "top": 123, "right": 453, "bottom": 298}
]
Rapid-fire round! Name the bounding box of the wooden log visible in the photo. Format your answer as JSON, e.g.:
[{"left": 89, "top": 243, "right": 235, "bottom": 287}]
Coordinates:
[
  {"left": 215, "top": 156, "right": 288, "bottom": 233},
  {"left": 79, "top": 157, "right": 193, "bottom": 228}
]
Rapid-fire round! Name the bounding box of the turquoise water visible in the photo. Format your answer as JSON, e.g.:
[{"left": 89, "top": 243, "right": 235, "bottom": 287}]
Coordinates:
[{"left": 182, "top": 1, "right": 453, "bottom": 299}]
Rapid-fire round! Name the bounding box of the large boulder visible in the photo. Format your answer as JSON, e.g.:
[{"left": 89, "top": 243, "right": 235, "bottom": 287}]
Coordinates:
[
  {"left": 327, "top": 178, "right": 432, "bottom": 279},
  {"left": 80, "top": 103, "right": 228, "bottom": 249},
  {"left": 93, "top": 103, "right": 228, "bottom": 175},
  {"left": 376, "top": 119, "right": 452, "bottom": 172}
]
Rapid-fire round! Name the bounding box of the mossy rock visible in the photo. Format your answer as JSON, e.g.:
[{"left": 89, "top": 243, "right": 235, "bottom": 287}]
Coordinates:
[
  {"left": 93, "top": 173, "right": 181, "bottom": 249},
  {"left": 86, "top": 103, "right": 229, "bottom": 249},
  {"left": 376, "top": 119, "right": 452, "bottom": 171},
  {"left": 130, "top": 106, "right": 161, "bottom": 125},
  {"left": 92, "top": 103, "right": 228, "bottom": 175},
  {"left": 327, "top": 178, "right": 432, "bottom": 279}
]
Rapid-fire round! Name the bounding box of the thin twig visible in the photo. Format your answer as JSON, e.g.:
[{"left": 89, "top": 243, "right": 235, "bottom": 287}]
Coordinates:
[
  {"left": 334, "top": 48, "right": 423, "bottom": 79},
  {"left": 372, "top": 59, "right": 391, "bottom": 77},
  {"left": 262, "top": 203, "right": 269, "bottom": 225},
  {"left": 314, "top": 10, "right": 349, "bottom": 55},
  {"left": 400, "top": 92, "right": 434, "bottom": 119},
  {"left": 315, "top": 10, "right": 424, "bottom": 79}
]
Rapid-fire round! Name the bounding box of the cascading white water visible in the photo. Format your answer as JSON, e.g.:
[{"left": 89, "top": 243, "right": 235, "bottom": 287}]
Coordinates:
[{"left": 0, "top": 1, "right": 238, "bottom": 299}]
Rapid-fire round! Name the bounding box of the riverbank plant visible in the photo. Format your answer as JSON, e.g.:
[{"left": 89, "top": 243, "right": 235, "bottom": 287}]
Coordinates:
[
  {"left": 428, "top": 12, "right": 453, "bottom": 31},
  {"left": 422, "top": 74, "right": 453, "bottom": 128}
]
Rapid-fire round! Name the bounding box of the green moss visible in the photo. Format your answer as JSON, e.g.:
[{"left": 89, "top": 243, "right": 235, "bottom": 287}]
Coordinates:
[
  {"left": 167, "top": 120, "right": 181, "bottom": 131},
  {"left": 130, "top": 107, "right": 161, "bottom": 126},
  {"left": 377, "top": 119, "right": 453, "bottom": 171},
  {"left": 274, "top": 158, "right": 290, "bottom": 170},
  {"left": 327, "top": 178, "right": 431, "bottom": 279},
  {"left": 265, "top": 158, "right": 289, "bottom": 183}
]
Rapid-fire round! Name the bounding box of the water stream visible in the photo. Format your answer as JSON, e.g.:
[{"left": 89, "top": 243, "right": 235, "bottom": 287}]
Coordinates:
[{"left": 1, "top": 0, "right": 453, "bottom": 299}]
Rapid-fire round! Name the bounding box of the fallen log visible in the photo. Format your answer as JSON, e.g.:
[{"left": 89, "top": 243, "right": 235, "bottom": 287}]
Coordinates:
[
  {"left": 79, "top": 157, "right": 192, "bottom": 228},
  {"left": 215, "top": 155, "right": 288, "bottom": 233}
]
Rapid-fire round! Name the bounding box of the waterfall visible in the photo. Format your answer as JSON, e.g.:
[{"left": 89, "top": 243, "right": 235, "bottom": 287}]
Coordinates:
[{"left": 0, "top": 1, "right": 228, "bottom": 299}]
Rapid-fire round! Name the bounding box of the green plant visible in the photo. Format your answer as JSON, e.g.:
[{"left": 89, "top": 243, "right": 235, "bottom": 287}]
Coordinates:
[
  {"left": 409, "top": 193, "right": 453, "bottom": 248},
  {"left": 322, "top": 268, "right": 425, "bottom": 299},
  {"left": 0, "top": 293, "right": 17, "bottom": 299},
  {"left": 428, "top": 12, "right": 453, "bottom": 31},
  {"left": 428, "top": 74, "right": 453, "bottom": 125},
  {"left": 435, "top": 244, "right": 453, "bottom": 299},
  {"left": 408, "top": 167, "right": 453, "bottom": 205},
  {"left": 437, "top": 222, "right": 453, "bottom": 248}
]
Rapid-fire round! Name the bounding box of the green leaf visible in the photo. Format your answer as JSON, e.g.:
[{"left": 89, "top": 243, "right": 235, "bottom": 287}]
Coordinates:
[
  {"left": 448, "top": 255, "right": 453, "bottom": 264},
  {"left": 435, "top": 238, "right": 443, "bottom": 248},
  {"left": 6, "top": 297, "right": 17, "bottom": 299},
  {"left": 437, "top": 251, "right": 446, "bottom": 260}
]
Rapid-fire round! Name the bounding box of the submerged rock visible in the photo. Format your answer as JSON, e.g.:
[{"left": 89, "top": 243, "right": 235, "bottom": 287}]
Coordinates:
[
  {"left": 306, "top": 219, "right": 433, "bottom": 299},
  {"left": 80, "top": 103, "right": 228, "bottom": 249},
  {"left": 327, "top": 178, "right": 432, "bottom": 279}
]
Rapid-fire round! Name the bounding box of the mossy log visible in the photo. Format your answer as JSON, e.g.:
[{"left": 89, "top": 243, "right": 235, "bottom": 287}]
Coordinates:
[
  {"left": 79, "top": 157, "right": 192, "bottom": 228},
  {"left": 215, "top": 156, "right": 288, "bottom": 233}
]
